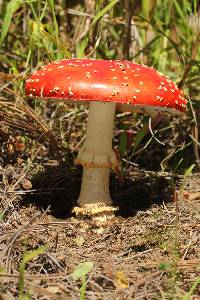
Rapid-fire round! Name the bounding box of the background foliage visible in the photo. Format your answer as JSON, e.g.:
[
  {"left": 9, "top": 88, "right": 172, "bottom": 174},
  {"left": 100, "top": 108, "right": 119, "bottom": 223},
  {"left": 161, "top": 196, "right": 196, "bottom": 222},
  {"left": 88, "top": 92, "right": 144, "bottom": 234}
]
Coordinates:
[{"left": 0, "top": 0, "right": 200, "bottom": 172}]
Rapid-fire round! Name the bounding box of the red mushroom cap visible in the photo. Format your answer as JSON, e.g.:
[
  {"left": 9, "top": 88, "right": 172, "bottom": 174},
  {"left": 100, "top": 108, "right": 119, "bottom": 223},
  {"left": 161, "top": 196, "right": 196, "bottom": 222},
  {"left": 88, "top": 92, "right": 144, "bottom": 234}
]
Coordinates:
[{"left": 25, "top": 58, "right": 187, "bottom": 113}]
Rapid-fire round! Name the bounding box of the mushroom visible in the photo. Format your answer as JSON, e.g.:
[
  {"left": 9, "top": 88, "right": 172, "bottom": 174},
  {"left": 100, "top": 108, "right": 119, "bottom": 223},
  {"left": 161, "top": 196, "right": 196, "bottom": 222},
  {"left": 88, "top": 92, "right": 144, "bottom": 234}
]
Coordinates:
[{"left": 25, "top": 58, "right": 187, "bottom": 221}]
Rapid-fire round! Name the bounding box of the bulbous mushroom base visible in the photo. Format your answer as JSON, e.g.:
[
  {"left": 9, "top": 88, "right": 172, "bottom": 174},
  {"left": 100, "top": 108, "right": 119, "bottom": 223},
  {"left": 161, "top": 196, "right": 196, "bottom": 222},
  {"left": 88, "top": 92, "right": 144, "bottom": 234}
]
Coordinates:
[
  {"left": 72, "top": 204, "right": 118, "bottom": 222},
  {"left": 73, "top": 168, "right": 118, "bottom": 224},
  {"left": 72, "top": 205, "right": 118, "bottom": 233}
]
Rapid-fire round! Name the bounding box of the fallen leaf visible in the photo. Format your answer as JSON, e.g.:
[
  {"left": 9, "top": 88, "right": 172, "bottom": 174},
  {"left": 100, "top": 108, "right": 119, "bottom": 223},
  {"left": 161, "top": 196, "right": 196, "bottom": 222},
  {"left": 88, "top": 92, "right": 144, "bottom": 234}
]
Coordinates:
[
  {"left": 113, "top": 271, "right": 129, "bottom": 289},
  {"left": 72, "top": 261, "right": 94, "bottom": 280},
  {"left": 74, "top": 235, "right": 85, "bottom": 247}
]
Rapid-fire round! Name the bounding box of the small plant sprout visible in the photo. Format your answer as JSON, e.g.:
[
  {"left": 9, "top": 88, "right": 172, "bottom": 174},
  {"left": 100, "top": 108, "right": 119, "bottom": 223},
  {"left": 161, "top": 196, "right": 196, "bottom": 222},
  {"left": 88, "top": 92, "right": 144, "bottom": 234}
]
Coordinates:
[
  {"left": 182, "top": 276, "right": 200, "bottom": 300},
  {"left": 71, "top": 261, "right": 94, "bottom": 300},
  {"left": 18, "top": 246, "right": 46, "bottom": 300},
  {"left": 25, "top": 58, "right": 187, "bottom": 222}
]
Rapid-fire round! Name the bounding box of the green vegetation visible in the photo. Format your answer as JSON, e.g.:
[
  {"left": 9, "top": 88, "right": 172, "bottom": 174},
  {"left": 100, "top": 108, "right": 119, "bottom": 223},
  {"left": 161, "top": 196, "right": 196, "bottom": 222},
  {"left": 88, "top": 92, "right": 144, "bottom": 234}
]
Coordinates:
[
  {"left": 182, "top": 277, "right": 200, "bottom": 300},
  {"left": 72, "top": 261, "right": 94, "bottom": 300},
  {"left": 0, "top": 0, "right": 199, "bottom": 172},
  {"left": 19, "top": 246, "right": 46, "bottom": 300}
]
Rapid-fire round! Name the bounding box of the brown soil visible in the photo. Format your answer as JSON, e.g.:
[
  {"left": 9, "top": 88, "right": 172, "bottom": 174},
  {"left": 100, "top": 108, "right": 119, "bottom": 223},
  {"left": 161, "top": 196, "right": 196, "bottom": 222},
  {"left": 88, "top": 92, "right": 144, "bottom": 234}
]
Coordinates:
[{"left": 0, "top": 166, "right": 200, "bottom": 300}]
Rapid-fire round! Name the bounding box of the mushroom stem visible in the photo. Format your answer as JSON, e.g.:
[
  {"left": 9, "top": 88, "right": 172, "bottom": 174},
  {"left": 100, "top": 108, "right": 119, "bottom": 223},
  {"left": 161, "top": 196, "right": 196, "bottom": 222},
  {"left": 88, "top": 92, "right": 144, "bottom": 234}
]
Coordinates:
[
  {"left": 75, "top": 101, "right": 118, "bottom": 216},
  {"left": 77, "top": 168, "right": 111, "bottom": 207},
  {"left": 76, "top": 101, "right": 118, "bottom": 168}
]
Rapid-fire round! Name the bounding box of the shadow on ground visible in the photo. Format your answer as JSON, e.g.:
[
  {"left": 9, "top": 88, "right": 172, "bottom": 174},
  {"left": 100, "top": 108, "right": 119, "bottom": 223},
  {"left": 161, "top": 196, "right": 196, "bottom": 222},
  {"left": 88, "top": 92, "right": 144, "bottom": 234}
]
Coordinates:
[{"left": 22, "top": 165, "right": 175, "bottom": 218}]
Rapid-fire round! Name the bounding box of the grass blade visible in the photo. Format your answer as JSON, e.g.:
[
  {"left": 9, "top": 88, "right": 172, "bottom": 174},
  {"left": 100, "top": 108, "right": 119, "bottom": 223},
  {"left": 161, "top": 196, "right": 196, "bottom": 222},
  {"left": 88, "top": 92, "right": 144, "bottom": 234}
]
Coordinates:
[
  {"left": 182, "top": 276, "right": 200, "bottom": 300},
  {"left": 91, "top": 0, "right": 119, "bottom": 27},
  {"left": 0, "top": 0, "right": 23, "bottom": 46},
  {"left": 47, "top": 0, "right": 59, "bottom": 39}
]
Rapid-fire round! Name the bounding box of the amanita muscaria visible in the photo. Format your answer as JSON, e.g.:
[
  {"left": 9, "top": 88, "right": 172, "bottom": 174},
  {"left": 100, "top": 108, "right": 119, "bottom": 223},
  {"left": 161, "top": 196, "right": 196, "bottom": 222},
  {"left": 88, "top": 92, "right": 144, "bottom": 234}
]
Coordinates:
[{"left": 25, "top": 58, "right": 187, "bottom": 221}]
